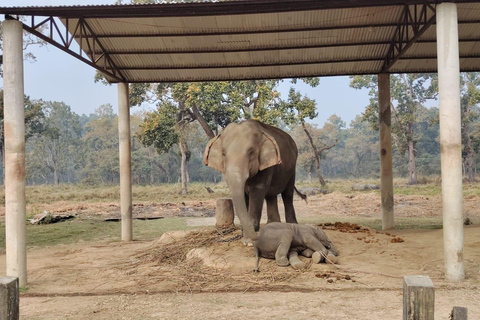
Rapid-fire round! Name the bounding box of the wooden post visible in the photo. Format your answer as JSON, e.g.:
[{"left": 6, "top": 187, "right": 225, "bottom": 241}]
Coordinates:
[
  {"left": 378, "top": 73, "right": 394, "bottom": 230},
  {"left": 3, "top": 19, "right": 27, "bottom": 287},
  {"left": 403, "top": 276, "right": 434, "bottom": 320},
  {"left": 215, "top": 198, "right": 234, "bottom": 228},
  {"left": 118, "top": 83, "right": 133, "bottom": 241},
  {"left": 436, "top": 2, "right": 465, "bottom": 282},
  {"left": 451, "top": 307, "right": 468, "bottom": 320},
  {"left": 0, "top": 277, "right": 19, "bottom": 320}
]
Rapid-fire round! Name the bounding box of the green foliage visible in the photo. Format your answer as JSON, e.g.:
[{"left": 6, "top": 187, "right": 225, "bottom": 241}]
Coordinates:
[
  {"left": 350, "top": 74, "right": 438, "bottom": 183},
  {"left": 82, "top": 104, "right": 119, "bottom": 184},
  {"left": 138, "top": 102, "right": 179, "bottom": 154},
  {"left": 26, "top": 101, "right": 82, "bottom": 185}
]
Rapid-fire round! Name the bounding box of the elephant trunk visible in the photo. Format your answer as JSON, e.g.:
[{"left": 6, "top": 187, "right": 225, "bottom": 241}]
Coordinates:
[{"left": 226, "top": 171, "right": 258, "bottom": 241}]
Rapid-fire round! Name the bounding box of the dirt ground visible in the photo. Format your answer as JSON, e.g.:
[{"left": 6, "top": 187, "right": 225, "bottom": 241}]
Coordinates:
[{"left": 1, "top": 191, "right": 480, "bottom": 320}]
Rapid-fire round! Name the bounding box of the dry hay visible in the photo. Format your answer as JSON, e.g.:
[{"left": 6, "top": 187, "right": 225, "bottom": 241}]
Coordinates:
[{"left": 129, "top": 227, "right": 307, "bottom": 293}]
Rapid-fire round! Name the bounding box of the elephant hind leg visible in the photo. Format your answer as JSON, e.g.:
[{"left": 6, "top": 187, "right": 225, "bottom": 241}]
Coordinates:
[
  {"left": 300, "top": 248, "right": 314, "bottom": 258},
  {"left": 288, "top": 251, "right": 306, "bottom": 270},
  {"left": 275, "top": 233, "right": 293, "bottom": 267},
  {"left": 265, "top": 196, "right": 281, "bottom": 224},
  {"left": 281, "top": 179, "right": 298, "bottom": 224}
]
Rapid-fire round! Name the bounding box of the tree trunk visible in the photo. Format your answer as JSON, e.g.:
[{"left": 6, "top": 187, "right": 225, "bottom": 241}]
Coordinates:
[
  {"left": 301, "top": 122, "right": 326, "bottom": 186},
  {"left": 191, "top": 104, "right": 215, "bottom": 139},
  {"left": 179, "top": 135, "right": 188, "bottom": 195},
  {"left": 463, "top": 119, "right": 476, "bottom": 182},
  {"left": 408, "top": 122, "right": 417, "bottom": 185}
]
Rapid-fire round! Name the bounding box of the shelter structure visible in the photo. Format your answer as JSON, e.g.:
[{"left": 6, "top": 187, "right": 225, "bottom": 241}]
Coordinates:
[{"left": 1, "top": 0, "right": 476, "bottom": 286}]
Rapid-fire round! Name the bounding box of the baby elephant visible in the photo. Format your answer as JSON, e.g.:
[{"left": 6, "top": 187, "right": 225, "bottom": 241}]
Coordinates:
[{"left": 254, "top": 222, "right": 338, "bottom": 271}]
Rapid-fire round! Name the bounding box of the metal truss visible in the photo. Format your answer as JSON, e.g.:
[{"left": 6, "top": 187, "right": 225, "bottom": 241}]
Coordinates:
[
  {"left": 6, "top": 14, "right": 125, "bottom": 82},
  {"left": 382, "top": 3, "right": 436, "bottom": 72}
]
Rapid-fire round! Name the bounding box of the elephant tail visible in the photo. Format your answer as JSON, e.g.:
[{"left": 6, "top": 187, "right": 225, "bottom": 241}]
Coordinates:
[
  {"left": 254, "top": 242, "right": 261, "bottom": 272},
  {"left": 294, "top": 187, "right": 308, "bottom": 203}
]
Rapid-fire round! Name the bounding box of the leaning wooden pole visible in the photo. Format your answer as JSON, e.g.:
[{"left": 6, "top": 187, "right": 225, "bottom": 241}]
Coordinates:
[
  {"left": 118, "top": 83, "right": 133, "bottom": 241},
  {"left": 3, "top": 19, "right": 27, "bottom": 287},
  {"left": 378, "top": 73, "right": 394, "bottom": 230},
  {"left": 436, "top": 2, "right": 464, "bottom": 282}
]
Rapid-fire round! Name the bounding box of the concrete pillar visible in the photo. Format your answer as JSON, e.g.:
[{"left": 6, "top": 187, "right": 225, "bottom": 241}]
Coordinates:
[
  {"left": 378, "top": 73, "right": 394, "bottom": 230},
  {"left": 403, "top": 276, "right": 435, "bottom": 320},
  {"left": 3, "top": 19, "right": 27, "bottom": 287},
  {"left": 118, "top": 83, "right": 132, "bottom": 241},
  {"left": 436, "top": 2, "right": 465, "bottom": 282},
  {"left": 0, "top": 277, "right": 19, "bottom": 320}
]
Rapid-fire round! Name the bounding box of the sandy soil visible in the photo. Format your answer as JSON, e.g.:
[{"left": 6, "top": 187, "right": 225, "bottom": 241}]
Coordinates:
[{"left": 1, "top": 192, "right": 479, "bottom": 320}]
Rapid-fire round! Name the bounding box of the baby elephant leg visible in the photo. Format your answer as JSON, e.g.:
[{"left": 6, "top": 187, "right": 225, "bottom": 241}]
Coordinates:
[
  {"left": 275, "top": 233, "right": 293, "bottom": 267},
  {"left": 288, "top": 251, "right": 306, "bottom": 270},
  {"left": 303, "top": 235, "right": 332, "bottom": 264},
  {"left": 300, "top": 248, "right": 314, "bottom": 258}
]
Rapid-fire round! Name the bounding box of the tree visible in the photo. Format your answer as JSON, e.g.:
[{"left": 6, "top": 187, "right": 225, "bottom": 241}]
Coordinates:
[
  {"left": 344, "top": 115, "right": 380, "bottom": 178},
  {"left": 137, "top": 101, "right": 194, "bottom": 194},
  {"left": 459, "top": 73, "right": 480, "bottom": 182},
  {"left": 280, "top": 88, "right": 337, "bottom": 186},
  {"left": 0, "top": 90, "right": 46, "bottom": 182},
  {"left": 350, "top": 74, "right": 436, "bottom": 184},
  {"left": 82, "top": 104, "right": 119, "bottom": 184},
  {"left": 27, "top": 101, "right": 82, "bottom": 185}
]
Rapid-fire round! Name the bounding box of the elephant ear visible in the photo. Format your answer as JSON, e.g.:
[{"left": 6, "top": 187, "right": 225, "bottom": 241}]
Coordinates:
[
  {"left": 259, "top": 132, "right": 282, "bottom": 171},
  {"left": 203, "top": 135, "right": 225, "bottom": 173}
]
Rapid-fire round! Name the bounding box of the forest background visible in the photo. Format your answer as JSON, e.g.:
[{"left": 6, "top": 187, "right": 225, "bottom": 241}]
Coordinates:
[
  {"left": 0, "top": 71, "right": 479, "bottom": 193},
  {"left": 1, "top": 7, "right": 480, "bottom": 192}
]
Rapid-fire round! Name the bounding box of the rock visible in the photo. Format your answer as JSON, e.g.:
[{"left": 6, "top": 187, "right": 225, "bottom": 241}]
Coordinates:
[
  {"left": 298, "top": 188, "right": 329, "bottom": 196},
  {"left": 29, "top": 211, "right": 75, "bottom": 225},
  {"left": 351, "top": 184, "right": 380, "bottom": 191},
  {"left": 154, "top": 230, "right": 193, "bottom": 245}
]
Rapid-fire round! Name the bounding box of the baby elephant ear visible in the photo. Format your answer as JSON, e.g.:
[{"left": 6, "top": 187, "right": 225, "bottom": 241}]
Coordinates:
[
  {"left": 259, "top": 132, "right": 282, "bottom": 171},
  {"left": 203, "top": 135, "right": 225, "bottom": 173}
]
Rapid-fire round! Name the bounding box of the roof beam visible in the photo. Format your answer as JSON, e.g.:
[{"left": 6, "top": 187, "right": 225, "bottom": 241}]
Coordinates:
[
  {"left": 109, "top": 57, "right": 385, "bottom": 71},
  {"left": 0, "top": 1, "right": 447, "bottom": 18},
  {"left": 14, "top": 16, "right": 126, "bottom": 82},
  {"left": 109, "top": 52, "right": 480, "bottom": 72},
  {"left": 83, "top": 37, "right": 480, "bottom": 55},
  {"left": 71, "top": 19, "right": 480, "bottom": 39},
  {"left": 382, "top": 3, "right": 436, "bottom": 72}
]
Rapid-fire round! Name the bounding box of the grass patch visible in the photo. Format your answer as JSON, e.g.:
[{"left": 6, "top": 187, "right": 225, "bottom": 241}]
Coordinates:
[{"left": 0, "top": 217, "right": 192, "bottom": 249}]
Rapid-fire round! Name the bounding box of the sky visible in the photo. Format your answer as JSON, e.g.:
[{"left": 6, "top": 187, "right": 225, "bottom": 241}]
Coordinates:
[{"left": 0, "top": 0, "right": 371, "bottom": 127}]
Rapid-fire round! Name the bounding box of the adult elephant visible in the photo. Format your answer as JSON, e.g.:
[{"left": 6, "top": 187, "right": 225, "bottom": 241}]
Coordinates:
[{"left": 203, "top": 119, "right": 303, "bottom": 241}]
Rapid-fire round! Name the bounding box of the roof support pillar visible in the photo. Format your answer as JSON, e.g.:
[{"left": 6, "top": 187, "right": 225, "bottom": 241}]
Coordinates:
[
  {"left": 3, "top": 19, "right": 27, "bottom": 287},
  {"left": 378, "top": 73, "right": 394, "bottom": 230},
  {"left": 436, "top": 2, "right": 464, "bottom": 282},
  {"left": 118, "top": 82, "right": 132, "bottom": 241}
]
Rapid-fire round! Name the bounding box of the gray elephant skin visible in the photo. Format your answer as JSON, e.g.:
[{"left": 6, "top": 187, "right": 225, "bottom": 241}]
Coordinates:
[
  {"left": 254, "top": 222, "right": 338, "bottom": 271},
  {"left": 203, "top": 120, "right": 302, "bottom": 241}
]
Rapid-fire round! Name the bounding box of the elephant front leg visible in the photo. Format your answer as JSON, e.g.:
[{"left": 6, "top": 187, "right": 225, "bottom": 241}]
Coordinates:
[
  {"left": 312, "top": 250, "right": 338, "bottom": 264},
  {"left": 288, "top": 251, "right": 306, "bottom": 270},
  {"left": 265, "top": 196, "right": 281, "bottom": 224},
  {"left": 247, "top": 185, "right": 268, "bottom": 232}
]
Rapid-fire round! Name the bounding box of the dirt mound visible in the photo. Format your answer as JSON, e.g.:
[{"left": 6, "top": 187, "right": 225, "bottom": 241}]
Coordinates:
[{"left": 127, "top": 227, "right": 303, "bottom": 292}]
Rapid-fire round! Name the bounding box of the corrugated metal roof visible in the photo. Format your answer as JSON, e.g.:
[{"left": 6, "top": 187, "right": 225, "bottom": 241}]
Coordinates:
[{"left": 1, "top": 0, "right": 480, "bottom": 82}]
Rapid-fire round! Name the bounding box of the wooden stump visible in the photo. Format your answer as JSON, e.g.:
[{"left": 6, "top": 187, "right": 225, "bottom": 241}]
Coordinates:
[
  {"left": 0, "top": 277, "right": 19, "bottom": 320},
  {"left": 451, "top": 306, "right": 467, "bottom": 320},
  {"left": 403, "top": 275, "right": 434, "bottom": 320},
  {"left": 215, "top": 198, "right": 234, "bottom": 228}
]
